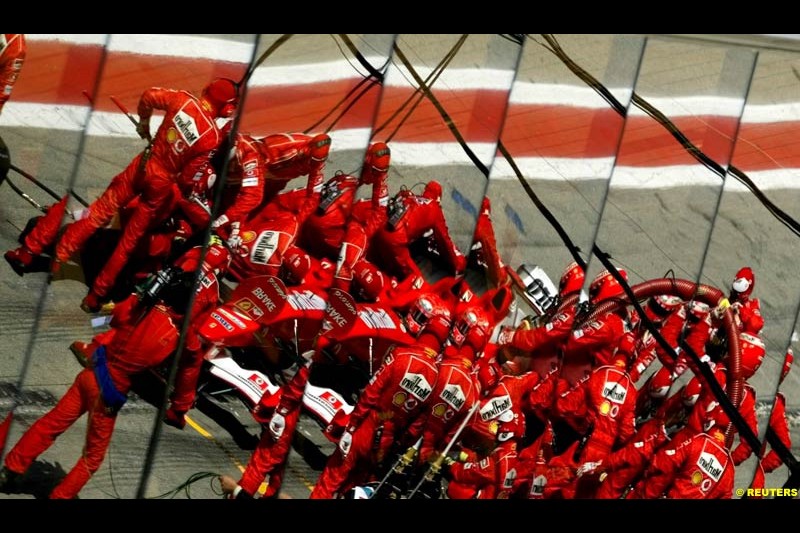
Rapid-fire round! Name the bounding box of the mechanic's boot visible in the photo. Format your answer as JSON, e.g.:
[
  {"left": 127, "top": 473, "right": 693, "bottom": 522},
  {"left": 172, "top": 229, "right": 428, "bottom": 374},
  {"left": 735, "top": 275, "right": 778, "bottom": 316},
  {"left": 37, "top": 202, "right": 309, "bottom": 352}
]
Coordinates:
[
  {"left": 69, "top": 341, "right": 97, "bottom": 369},
  {"left": 0, "top": 466, "right": 21, "bottom": 493},
  {"left": 164, "top": 407, "right": 187, "bottom": 430},
  {"left": 4, "top": 246, "right": 35, "bottom": 277},
  {"left": 80, "top": 291, "right": 103, "bottom": 314}
]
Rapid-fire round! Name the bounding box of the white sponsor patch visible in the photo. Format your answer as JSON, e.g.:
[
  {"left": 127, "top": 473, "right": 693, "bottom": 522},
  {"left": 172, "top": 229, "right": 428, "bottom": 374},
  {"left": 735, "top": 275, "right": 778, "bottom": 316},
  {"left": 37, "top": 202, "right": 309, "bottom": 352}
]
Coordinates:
[
  {"left": 241, "top": 177, "right": 259, "bottom": 187},
  {"left": 251, "top": 231, "right": 280, "bottom": 265},
  {"left": 173, "top": 110, "right": 201, "bottom": 146},
  {"left": 440, "top": 383, "right": 467, "bottom": 410},
  {"left": 697, "top": 451, "right": 725, "bottom": 482},
  {"left": 480, "top": 394, "right": 513, "bottom": 421},
  {"left": 503, "top": 468, "right": 517, "bottom": 489},
  {"left": 601, "top": 381, "right": 627, "bottom": 405},
  {"left": 399, "top": 372, "right": 433, "bottom": 401}
]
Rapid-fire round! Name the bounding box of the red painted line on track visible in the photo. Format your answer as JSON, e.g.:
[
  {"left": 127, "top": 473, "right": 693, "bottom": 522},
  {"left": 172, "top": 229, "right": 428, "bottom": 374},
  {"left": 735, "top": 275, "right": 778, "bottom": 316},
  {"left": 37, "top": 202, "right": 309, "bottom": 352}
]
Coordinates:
[{"left": 11, "top": 40, "right": 800, "bottom": 173}]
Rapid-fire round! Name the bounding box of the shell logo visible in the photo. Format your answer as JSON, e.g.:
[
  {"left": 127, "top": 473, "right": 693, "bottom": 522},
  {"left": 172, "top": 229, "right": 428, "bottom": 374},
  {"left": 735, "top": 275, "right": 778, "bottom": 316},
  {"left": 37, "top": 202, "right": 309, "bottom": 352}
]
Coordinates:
[
  {"left": 167, "top": 128, "right": 178, "bottom": 143},
  {"left": 599, "top": 401, "right": 611, "bottom": 416},
  {"left": 691, "top": 470, "right": 703, "bottom": 486},
  {"left": 393, "top": 391, "right": 407, "bottom": 407},
  {"left": 241, "top": 231, "right": 257, "bottom": 244},
  {"left": 236, "top": 299, "right": 254, "bottom": 312}
]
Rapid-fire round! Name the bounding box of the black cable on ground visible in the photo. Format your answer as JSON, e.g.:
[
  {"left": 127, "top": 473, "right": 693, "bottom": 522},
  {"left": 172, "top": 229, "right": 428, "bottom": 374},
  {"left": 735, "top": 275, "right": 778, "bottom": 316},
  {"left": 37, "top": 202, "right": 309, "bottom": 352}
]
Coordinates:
[
  {"left": 147, "top": 471, "right": 223, "bottom": 499},
  {"left": 239, "top": 34, "right": 294, "bottom": 88},
  {"left": 538, "top": 33, "right": 800, "bottom": 241},
  {"left": 323, "top": 79, "right": 382, "bottom": 135},
  {"left": 497, "top": 142, "right": 586, "bottom": 271},
  {"left": 3, "top": 176, "right": 46, "bottom": 213},
  {"left": 303, "top": 77, "right": 374, "bottom": 134},
  {"left": 10, "top": 164, "right": 89, "bottom": 207},
  {"left": 373, "top": 35, "right": 468, "bottom": 141},
  {"left": 391, "top": 42, "right": 490, "bottom": 177},
  {"left": 384, "top": 36, "right": 468, "bottom": 143},
  {"left": 336, "top": 34, "right": 389, "bottom": 83}
]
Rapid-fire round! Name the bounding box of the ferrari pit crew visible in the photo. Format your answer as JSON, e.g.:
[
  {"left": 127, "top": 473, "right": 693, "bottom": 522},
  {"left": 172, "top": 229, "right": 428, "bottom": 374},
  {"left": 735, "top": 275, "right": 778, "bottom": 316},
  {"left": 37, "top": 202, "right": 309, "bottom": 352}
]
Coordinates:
[
  {"left": 0, "top": 34, "right": 26, "bottom": 116},
  {"left": 57, "top": 78, "right": 237, "bottom": 313}
]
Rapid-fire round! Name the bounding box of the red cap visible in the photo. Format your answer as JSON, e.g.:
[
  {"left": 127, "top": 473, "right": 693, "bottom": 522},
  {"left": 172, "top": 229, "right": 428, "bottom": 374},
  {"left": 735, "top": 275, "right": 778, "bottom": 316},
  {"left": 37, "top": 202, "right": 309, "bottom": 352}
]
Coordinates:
[
  {"left": 405, "top": 293, "right": 452, "bottom": 338},
  {"left": 731, "top": 267, "right": 755, "bottom": 299},
  {"left": 449, "top": 305, "right": 491, "bottom": 355},
  {"left": 202, "top": 78, "right": 239, "bottom": 118},
  {"left": 352, "top": 261, "right": 386, "bottom": 302},
  {"left": 559, "top": 261, "right": 585, "bottom": 298},
  {"left": 281, "top": 246, "right": 311, "bottom": 286},
  {"left": 475, "top": 355, "right": 501, "bottom": 392},
  {"left": 589, "top": 268, "right": 628, "bottom": 304}
]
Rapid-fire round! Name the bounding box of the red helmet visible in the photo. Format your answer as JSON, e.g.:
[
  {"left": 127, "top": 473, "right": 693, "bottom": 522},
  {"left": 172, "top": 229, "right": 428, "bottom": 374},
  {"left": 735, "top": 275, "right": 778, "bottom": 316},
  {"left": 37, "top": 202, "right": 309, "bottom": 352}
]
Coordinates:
[
  {"left": 647, "top": 366, "right": 674, "bottom": 400},
  {"left": 687, "top": 300, "right": 711, "bottom": 323},
  {"left": 731, "top": 267, "right": 755, "bottom": 300},
  {"left": 702, "top": 401, "right": 731, "bottom": 433},
  {"left": 496, "top": 410, "right": 524, "bottom": 443},
  {"left": 202, "top": 238, "right": 231, "bottom": 276},
  {"left": 423, "top": 180, "right": 443, "bottom": 201},
  {"left": 309, "top": 133, "right": 332, "bottom": 162},
  {"left": 559, "top": 261, "right": 585, "bottom": 298},
  {"left": 449, "top": 306, "right": 492, "bottom": 353},
  {"left": 644, "top": 294, "right": 683, "bottom": 323},
  {"left": 352, "top": 261, "right": 386, "bottom": 302},
  {"left": 202, "top": 78, "right": 239, "bottom": 118},
  {"left": 589, "top": 268, "right": 628, "bottom": 304},
  {"left": 280, "top": 246, "right": 311, "bottom": 286},
  {"left": 475, "top": 355, "right": 501, "bottom": 392},
  {"left": 681, "top": 377, "right": 704, "bottom": 408},
  {"left": 361, "top": 142, "right": 390, "bottom": 185},
  {"left": 739, "top": 332, "right": 766, "bottom": 379},
  {"left": 782, "top": 348, "right": 794, "bottom": 384},
  {"left": 405, "top": 292, "right": 452, "bottom": 339}
]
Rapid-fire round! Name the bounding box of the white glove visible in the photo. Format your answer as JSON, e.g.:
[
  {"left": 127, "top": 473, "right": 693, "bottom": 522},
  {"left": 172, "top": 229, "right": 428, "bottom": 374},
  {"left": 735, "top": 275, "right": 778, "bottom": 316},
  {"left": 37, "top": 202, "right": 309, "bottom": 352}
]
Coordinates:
[
  {"left": 339, "top": 430, "right": 354, "bottom": 457},
  {"left": 576, "top": 460, "right": 603, "bottom": 478},
  {"left": 268, "top": 412, "right": 286, "bottom": 440},
  {"left": 227, "top": 221, "right": 242, "bottom": 251}
]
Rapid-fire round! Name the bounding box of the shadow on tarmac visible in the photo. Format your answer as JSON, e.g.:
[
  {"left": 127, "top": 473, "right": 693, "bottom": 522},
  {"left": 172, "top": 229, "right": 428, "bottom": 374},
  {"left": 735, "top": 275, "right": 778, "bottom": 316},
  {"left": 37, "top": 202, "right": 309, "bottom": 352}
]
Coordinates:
[{"left": 0, "top": 460, "right": 68, "bottom": 499}]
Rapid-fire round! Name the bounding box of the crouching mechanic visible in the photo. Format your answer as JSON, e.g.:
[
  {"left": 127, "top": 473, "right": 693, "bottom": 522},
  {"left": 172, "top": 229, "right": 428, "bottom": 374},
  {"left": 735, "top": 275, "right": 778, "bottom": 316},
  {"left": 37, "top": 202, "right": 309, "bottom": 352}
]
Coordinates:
[
  {"left": 209, "top": 132, "right": 268, "bottom": 245},
  {"left": 331, "top": 142, "right": 392, "bottom": 291},
  {"left": 0, "top": 252, "right": 204, "bottom": 498},
  {"left": 64, "top": 78, "right": 237, "bottom": 313},
  {"left": 308, "top": 303, "right": 453, "bottom": 499},
  {"left": 444, "top": 410, "right": 523, "bottom": 499},
  {"left": 637, "top": 401, "right": 735, "bottom": 499},
  {"left": 369, "top": 181, "right": 467, "bottom": 281}
]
